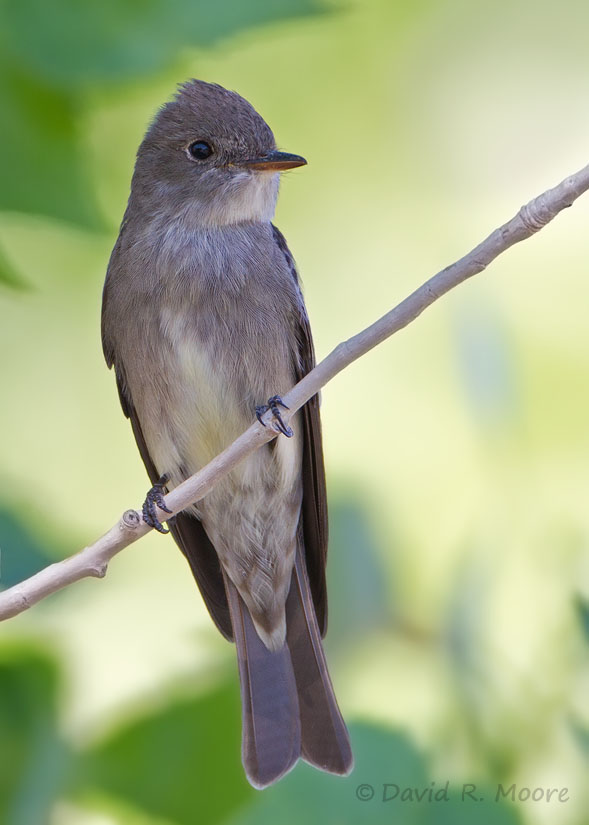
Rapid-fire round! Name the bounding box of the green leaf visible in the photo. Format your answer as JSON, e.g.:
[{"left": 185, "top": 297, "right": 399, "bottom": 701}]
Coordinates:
[
  {"left": 423, "top": 787, "right": 523, "bottom": 825},
  {"left": 226, "top": 722, "right": 524, "bottom": 825},
  {"left": 76, "top": 680, "right": 254, "bottom": 825},
  {"left": 0, "top": 0, "right": 325, "bottom": 90},
  {"left": 0, "top": 507, "right": 55, "bottom": 590},
  {"left": 574, "top": 594, "right": 589, "bottom": 643},
  {"left": 0, "top": 245, "right": 28, "bottom": 289},
  {"left": 327, "top": 495, "right": 391, "bottom": 646},
  {"left": 0, "top": 59, "right": 104, "bottom": 230},
  {"left": 0, "top": 0, "right": 323, "bottom": 234},
  {"left": 570, "top": 718, "right": 589, "bottom": 757},
  {"left": 227, "top": 723, "right": 428, "bottom": 825},
  {"left": 0, "top": 645, "right": 68, "bottom": 825}
]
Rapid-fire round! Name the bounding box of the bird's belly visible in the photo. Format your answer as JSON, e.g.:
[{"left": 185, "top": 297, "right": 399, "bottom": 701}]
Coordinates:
[
  {"left": 155, "top": 311, "right": 303, "bottom": 633},
  {"left": 149, "top": 306, "right": 301, "bottom": 498}
]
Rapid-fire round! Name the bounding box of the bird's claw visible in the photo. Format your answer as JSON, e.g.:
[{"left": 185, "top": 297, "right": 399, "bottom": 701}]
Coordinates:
[
  {"left": 142, "top": 473, "right": 172, "bottom": 533},
  {"left": 256, "top": 395, "right": 293, "bottom": 438}
]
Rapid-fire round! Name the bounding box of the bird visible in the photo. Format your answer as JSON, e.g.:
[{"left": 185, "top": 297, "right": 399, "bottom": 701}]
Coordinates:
[{"left": 101, "top": 79, "right": 352, "bottom": 788}]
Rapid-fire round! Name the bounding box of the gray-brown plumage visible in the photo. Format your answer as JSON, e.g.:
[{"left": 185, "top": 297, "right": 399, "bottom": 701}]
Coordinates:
[{"left": 101, "top": 79, "right": 352, "bottom": 787}]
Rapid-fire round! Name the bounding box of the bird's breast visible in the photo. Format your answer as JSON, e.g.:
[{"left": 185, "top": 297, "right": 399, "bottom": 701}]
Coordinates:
[{"left": 157, "top": 286, "right": 298, "bottom": 468}]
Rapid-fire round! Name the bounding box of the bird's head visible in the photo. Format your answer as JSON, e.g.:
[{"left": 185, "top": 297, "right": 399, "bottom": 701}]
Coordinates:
[{"left": 131, "top": 79, "right": 306, "bottom": 227}]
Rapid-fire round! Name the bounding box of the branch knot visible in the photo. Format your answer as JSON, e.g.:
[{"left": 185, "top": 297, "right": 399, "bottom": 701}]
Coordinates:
[
  {"left": 519, "top": 196, "right": 553, "bottom": 234},
  {"left": 122, "top": 509, "right": 142, "bottom": 529}
]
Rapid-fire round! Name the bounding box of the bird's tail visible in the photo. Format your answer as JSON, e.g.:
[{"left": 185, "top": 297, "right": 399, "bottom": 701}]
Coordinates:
[{"left": 224, "top": 545, "right": 353, "bottom": 789}]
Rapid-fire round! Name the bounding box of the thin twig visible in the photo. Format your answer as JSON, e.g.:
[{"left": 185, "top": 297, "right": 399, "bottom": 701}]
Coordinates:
[{"left": 1, "top": 162, "right": 588, "bottom": 621}]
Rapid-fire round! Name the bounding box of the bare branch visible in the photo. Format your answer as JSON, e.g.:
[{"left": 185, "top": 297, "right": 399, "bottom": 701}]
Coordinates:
[{"left": 1, "top": 162, "right": 588, "bottom": 621}]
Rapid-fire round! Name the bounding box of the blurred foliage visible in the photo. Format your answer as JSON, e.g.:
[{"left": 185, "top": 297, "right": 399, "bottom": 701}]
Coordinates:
[
  {"left": 0, "top": 647, "right": 68, "bottom": 825},
  {"left": 0, "top": 243, "right": 27, "bottom": 289},
  {"left": 0, "top": 56, "right": 103, "bottom": 232},
  {"left": 326, "top": 494, "right": 391, "bottom": 646},
  {"left": 0, "top": 507, "right": 57, "bottom": 588},
  {"left": 0, "top": 645, "right": 524, "bottom": 825},
  {"left": 0, "top": 0, "right": 324, "bottom": 88},
  {"left": 0, "top": 0, "right": 323, "bottom": 279},
  {"left": 575, "top": 595, "right": 589, "bottom": 644},
  {"left": 1, "top": 0, "right": 589, "bottom": 823},
  {"left": 76, "top": 681, "right": 250, "bottom": 825}
]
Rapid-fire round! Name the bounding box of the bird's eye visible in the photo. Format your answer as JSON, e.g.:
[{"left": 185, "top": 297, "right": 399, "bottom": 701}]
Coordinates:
[{"left": 187, "top": 140, "right": 213, "bottom": 160}]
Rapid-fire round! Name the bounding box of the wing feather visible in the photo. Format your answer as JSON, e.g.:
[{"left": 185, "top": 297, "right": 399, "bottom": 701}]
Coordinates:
[
  {"left": 102, "top": 273, "right": 233, "bottom": 639},
  {"left": 272, "top": 224, "right": 329, "bottom": 635}
]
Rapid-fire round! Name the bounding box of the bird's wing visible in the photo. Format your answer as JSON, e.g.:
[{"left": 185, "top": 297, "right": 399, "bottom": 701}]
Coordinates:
[
  {"left": 102, "top": 270, "right": 233, "bottom": 639},
  {"left": 272, "top": 224, "right": 329, "bottom": 636}
]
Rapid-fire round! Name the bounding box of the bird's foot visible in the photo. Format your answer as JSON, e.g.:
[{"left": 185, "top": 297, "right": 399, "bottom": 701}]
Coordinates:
[
  {"left": 256, "top": 395, "right": 293, "bottom": 437},
  {"left": 142, "top": 473, "right": 172, "bottom": 533}
]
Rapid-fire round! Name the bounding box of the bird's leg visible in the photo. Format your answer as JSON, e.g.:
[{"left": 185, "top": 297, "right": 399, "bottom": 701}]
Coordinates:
[
  {"left": 142, "top": 473, "right": 173, "bottom": 533},
  {"left": 256, "top": 395, "right": 293, "bottom": 438}
]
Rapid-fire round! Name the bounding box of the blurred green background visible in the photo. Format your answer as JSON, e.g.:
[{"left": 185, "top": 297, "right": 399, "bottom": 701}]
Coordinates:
[{"left": 1, "top": 0, "right": 588, "bottom": 823}]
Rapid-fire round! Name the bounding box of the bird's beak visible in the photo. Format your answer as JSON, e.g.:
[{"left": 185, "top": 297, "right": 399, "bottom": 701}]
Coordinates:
[{"left": 243, "top": 150, "right": 307, "bottom": 172}]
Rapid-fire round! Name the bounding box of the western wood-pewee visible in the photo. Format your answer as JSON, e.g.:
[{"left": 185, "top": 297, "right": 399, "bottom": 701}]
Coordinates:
[{"left": 101, "top": 79, "right": 352, "bottom": 788}]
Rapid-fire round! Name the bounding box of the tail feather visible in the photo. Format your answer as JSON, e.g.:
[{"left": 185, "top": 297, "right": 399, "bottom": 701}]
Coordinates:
[
  {"left": 287, "top": 545, "right": 353, "bottom": 775},
  {"left": 224, "top": 544, "right": 352, "bottom": 788},
  {"left": 224, "top": 574, "right": 301, "bottom": 788}
]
